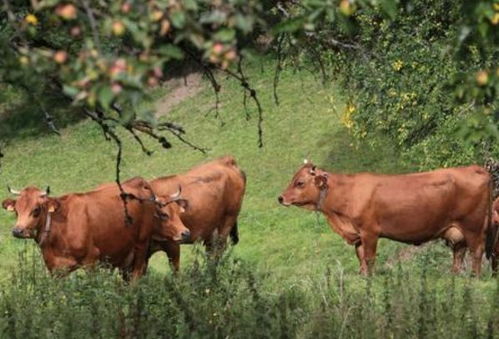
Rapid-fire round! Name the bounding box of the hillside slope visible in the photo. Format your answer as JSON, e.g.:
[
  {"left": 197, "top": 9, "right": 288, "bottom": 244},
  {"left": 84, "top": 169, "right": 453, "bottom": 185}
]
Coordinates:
[{"left": 0, "top": 59, "right": 492, "bottom": 283}]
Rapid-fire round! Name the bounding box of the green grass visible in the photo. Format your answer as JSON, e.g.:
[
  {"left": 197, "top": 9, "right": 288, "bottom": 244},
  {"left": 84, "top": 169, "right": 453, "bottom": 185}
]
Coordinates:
[
  {"left": 0, "top": 58, "right": 498, "bottom": 337},
  {"left": 0, "top": 58, "right": 496, "bottom": 280}
]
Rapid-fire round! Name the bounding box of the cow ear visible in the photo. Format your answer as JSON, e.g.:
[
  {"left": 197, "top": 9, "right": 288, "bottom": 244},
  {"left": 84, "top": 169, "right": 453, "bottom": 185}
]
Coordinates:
[
  {"left": 309, "top": 165, "right": 317, "bottom": 176},
  {"left": 176, "top": 199, "right": 189, "bottom": 213},
  {"left": 2, "top": 199, "right": 16, "bottom": 212},
  {"left": 46, "top": 198, "right": 60, "bottom": 213},
  {"left": 314, "top": 175, "right": 328, "bottom": 188}
]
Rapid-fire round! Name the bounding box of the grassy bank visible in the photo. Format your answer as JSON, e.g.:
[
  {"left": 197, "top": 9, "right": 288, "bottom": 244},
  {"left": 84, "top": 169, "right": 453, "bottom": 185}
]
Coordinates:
[{"left": 0, "top": 59, "right": 498, "bottom": 337}]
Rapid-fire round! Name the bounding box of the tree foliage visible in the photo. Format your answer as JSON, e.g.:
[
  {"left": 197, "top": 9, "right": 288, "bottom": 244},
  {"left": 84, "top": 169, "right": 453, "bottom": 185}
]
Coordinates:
[{"left": 0, "top": 0, "right": 497, "bottom": 172}]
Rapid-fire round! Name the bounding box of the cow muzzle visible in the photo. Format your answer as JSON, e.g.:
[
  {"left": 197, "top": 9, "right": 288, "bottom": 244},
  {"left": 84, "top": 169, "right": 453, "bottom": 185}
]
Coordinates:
[
  {"left": 181, "top": 230, "right": 191, "bottom": 243},
  {"left": 278, "top": 195, "right": 291, "bottom": 206},
  {"left": 12, "top": 227, "right": 30, "bottom": 239}
]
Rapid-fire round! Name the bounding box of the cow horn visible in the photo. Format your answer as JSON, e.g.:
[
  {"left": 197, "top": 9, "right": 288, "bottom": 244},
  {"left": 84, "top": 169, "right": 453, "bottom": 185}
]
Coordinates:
[
  {"left": 303, "top": 159, "right": 308, "bottom": 164},
  {"left": 169, "top": 186, "right": 182, "bottom": 200},
  {"left": 40, "top": 186, "right": 50, "bottom": 197},
  {"left": 7, "top": 186, "right": 21, "bottom": 195}
]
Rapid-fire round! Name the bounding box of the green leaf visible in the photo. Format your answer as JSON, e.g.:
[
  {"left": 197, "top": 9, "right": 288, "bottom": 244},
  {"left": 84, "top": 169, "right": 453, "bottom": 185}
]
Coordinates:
[
  {"left": 200, "top": 10, "right": 227, "bottom": 24},
  {"left": 158, "top": 45, "right": 184, "bottom": 60},
  {"left": 170, "top": 11, "right": 186, "bottom": 29},
  {"left": 272, "top": 17, "right": 306, "bottom": 34},
  {"left": 183, "top": 0, "right": 198, "bottom": 10},
  {"left": 213, "top": 28, "right": 236, "bottom": 42},
  {"left": 98, "top": 86, "right": 114, "bottom": 110},
  {"left": 63, "top": 85, "right": 79, "bottom": 98},
  {"left": 380, "top": 0, "right": 398, "bottom": 20},
  {"left": 235, "top": 14, "right": 254, "bottom": 34}
]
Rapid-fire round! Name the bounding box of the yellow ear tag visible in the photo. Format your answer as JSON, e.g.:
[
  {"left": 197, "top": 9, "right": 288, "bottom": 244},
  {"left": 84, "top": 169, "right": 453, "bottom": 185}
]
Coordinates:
[
  {"left": 6, "top": 205, "right": 14, "bottom": 212},
  {"left": 48, "top": 205, "right": 55, "bottom": 213}
]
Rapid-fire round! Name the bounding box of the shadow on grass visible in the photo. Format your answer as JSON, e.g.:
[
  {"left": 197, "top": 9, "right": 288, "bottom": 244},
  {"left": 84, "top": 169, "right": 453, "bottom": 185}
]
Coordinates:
[
  {"left": 318, "top": 128, "right": 417, "bottom": 174},
  {"left": 0, "top": 87, "right": 84, "bottom": 143}
]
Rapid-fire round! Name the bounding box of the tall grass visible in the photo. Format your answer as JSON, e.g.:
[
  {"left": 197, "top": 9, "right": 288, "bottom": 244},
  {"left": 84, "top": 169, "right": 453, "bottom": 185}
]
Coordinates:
[{"left": 0, "top": 246, "right": 497, "bottom": 338}]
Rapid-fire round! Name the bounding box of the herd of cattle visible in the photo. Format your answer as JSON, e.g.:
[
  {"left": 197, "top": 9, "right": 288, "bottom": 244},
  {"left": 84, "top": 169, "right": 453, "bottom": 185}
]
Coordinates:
[{"left": 2, "top": 156, "right": 499, "bottom": 279}]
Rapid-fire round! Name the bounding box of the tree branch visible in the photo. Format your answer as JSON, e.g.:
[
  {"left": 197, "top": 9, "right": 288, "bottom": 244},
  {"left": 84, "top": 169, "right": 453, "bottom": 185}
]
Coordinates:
[{"left": 223, "top": 63, "right": 264, "bottom": 148}]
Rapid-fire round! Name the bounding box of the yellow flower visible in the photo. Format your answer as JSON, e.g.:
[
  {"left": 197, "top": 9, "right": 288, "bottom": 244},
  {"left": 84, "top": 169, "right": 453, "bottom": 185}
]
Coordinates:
[
  {"left": 341, "top": 104, "right": 356, "bottom": 129},
  {"left": 491, "top": 13, "right": 499, "bottom": 25},
  {"left": 19, "top": 56, "right": 29, "bottom": 65},
  {"left": 493, "top": 3, "right": 499, "bottom": 11},
  {"left": 392, "top": 60, "right": 403, "bottom": 71},
  {"left": 25, "top": 14, "right": 38, "bottom": 25}
]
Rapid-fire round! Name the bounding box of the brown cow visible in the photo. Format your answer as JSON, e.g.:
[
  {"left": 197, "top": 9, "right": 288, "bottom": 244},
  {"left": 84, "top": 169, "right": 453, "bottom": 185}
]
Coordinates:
[
  {"left": 278, "top": 161, "right": 494, "bottom": 276},
  {"left": 1, "top": 177, "right": 189, "bottom": 280},
  {"left": 490, "top": 197, "right": 499, "bottom": 272},
  {"left": 148, "top": 156, "right": 246, "bottom": 271}
]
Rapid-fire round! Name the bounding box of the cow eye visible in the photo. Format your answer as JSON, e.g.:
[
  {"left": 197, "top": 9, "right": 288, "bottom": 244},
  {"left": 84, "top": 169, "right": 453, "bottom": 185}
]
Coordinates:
[
  {"left": 295, "top": 181, "right": 305, "bottom": 188},
  {"left": 32, "top": 206, "right": 41, "bottom": 217},
  {"left": 158, "top": 212, "right": 170, "bottom": 221}
]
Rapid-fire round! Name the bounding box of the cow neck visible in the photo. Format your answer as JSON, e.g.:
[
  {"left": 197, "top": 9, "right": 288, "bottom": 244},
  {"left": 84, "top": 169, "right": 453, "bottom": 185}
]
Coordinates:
[
  {"left": 315, "top": 172, "right": 330, "bottom": 212},
  {"left": 319, "top": 173, "right": 351, "bottom": 217},
  {"left": 36, "top": 210, "right": 53, "bottom": 247}
]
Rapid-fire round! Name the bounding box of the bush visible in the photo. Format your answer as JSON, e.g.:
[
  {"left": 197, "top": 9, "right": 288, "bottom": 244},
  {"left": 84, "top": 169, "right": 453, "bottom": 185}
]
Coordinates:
[
  {"left": 0, "top": 245, "right": 497, "bottom": 338},
  {"left": 335, "top": 0, "right": 497, "bottom": 169}
]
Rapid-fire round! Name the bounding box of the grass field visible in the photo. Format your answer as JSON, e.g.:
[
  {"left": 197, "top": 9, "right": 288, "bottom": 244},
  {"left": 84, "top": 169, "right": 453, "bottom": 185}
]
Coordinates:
[{"left": 0, "top": 59, "right": 498, "bottom": 338}]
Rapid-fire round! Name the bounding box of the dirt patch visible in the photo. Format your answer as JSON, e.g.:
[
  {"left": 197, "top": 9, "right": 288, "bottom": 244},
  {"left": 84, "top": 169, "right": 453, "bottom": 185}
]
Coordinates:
[{"left": 155, "top": 72, "right": 204, "bottom": 117}]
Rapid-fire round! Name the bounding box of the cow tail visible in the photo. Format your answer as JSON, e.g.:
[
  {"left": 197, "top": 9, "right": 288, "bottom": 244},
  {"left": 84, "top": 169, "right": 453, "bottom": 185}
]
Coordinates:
[
  {"left": 485, "top": 161, "right": 499, "bottom": 261},
  {"left": 485, "top": 175, "right": 498, "bottom": 261},
  {"left": 485, "top": 184, "right": 494, "bottom": 260},
  {"left": 230, "top": 222, "right": 239, "bottom": 245}
]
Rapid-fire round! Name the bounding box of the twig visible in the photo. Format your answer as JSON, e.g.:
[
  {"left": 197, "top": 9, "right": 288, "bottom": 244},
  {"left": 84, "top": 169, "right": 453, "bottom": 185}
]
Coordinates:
[
  {"left": 82, "top": 109, "right": 132, "bottom": 224},
  {"left": 105, "top": 128, "right": 134, "bottom": 225},
  {"left": 126, "top": 126, "right": 153, "bottom": 156},
  {"left": 237, "top": 57, "right": 251, "bottom": 120},
  {"left": 157, "top": 123, "right": 208, "bottom": 153},
  {"left": 223, "top": 66, "right": 264, "bottom": 148},
  {"left": 276, "top": 1, "right": 290, "bottom": 17},
  {"left": 0, "top": 145, "right": 3, "bottom": 171},
  {"left": 182, "top": 48, "right": 224, "bottom": 125},
  {"left": 81, "top": 0, "right": 101, "bottom": 51},
  {"left": 273, "top": 34, "right": 285, "bottom": 106},
  {"left": 40, "top": 105, "right": 61, "bottom": 136},
  {"left": 109, "top": 103, "right": 153, "bottom": 155}
]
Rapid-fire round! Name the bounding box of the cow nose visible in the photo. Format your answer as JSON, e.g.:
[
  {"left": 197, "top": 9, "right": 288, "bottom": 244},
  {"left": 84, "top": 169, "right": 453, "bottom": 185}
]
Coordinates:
[
  {"left": 181, "top": 230, "right": 191, "bottom": 242},
  {"left": 278, "top": 196, "right": 284, "bottom": 204},
  {"left": 12, "top": 227, "right": 23, "bottom": 238}
]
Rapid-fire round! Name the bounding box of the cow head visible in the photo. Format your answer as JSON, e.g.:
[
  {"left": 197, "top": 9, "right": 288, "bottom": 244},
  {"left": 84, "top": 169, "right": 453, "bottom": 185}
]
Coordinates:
[
  {"left": 154, "top": 187, "right": 191, "bottom": 243},
  {"left": 2, "top": 186, "right": 54, "bottom": 238},
  {"left": 119, "top": 177, "right": 157, "bottom": 202},
  {"left": 278, "top": 160, "right": 329, "bottom": 210}
]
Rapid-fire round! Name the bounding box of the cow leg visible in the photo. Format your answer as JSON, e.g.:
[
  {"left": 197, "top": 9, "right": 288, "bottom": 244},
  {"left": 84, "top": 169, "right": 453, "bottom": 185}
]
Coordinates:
[
  {"left": 210, "top": 215, "right": 239, "bottom": 257},
  {"left": 162, "top": 241, "right": 181, "bottom": 273},
  {"left": 121, "top": 267, "right": 133, "bottom": 282},
  {"left": 355, "top": 243, "right": 366, "bottom": 273},
  {"left": 205, "top": 229, "right": 224, "bottom": 260},
  {"left": 218, "top": 215, "right": 238, "bottom": 244},
  {"left": 359, "top": 232, "right": 378, "bottom": 276},
  {"left": 130, "top": 246, "right": 149, "bottom": 282},
  {"left": 451, "top": 242, "right": 467, "bottom": 273},
  {"left": 463, "top": 233, "right": 484, "bottom": 277}
]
